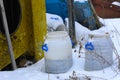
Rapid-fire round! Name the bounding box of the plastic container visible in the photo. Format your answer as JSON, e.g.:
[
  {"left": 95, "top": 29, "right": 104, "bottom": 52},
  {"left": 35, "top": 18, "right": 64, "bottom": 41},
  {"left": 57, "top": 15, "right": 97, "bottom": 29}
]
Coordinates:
[
  {"left": 42, "top": 31, "right": 73, "bottom": 73},
  {"left": 46, "top": 13, "right": 66, "bottom": 32},
  {"left": 74, "top": 1, "right": 97, "bottom": 30},
  {"left": 84, "top": 33, "right": 113, "bottom": 71}
]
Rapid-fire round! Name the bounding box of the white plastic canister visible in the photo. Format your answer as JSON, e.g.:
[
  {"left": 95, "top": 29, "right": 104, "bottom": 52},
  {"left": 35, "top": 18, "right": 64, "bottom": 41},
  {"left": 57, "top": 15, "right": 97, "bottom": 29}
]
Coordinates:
[
  {"left": 84, "top": 33, "right": 113, "bottom": 71},
  {"left": 46, "top": 13, "right": 66, "bottom": 32},
  {"left": 42, "top": 31, "right": 73, "bottom": 73}
]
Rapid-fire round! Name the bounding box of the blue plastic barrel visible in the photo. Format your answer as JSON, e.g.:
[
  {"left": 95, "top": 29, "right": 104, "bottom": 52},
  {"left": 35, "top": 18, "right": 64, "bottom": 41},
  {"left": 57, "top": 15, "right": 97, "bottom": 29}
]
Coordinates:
[
  {"left": 46, "top": 0, "right": 68, "bottom": 21},
  {"left": 74, "top": 1, "right": 98, "bottom": 30}
]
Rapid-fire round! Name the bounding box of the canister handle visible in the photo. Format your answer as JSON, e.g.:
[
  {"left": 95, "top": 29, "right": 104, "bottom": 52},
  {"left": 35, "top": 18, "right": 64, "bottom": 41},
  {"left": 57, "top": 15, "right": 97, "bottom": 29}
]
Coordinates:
[
  {"left": 42, "top": 44, "right": 48, "bottom": 52},
  {"left": 85, "top": 42, "right": 94, "bottom": 51}
]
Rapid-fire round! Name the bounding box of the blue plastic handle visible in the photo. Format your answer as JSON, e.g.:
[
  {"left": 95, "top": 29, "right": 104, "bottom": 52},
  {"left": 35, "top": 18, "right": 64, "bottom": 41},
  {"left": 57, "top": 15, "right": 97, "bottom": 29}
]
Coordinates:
[
  {"left": 85, "top": 42, "right": 94, "bottom": 51},
  {"left": 42, "top": 44, "right": 48, "bottom": 52},
  {"left": 70, "top": 39, "right": 75, "bottom": 48}
]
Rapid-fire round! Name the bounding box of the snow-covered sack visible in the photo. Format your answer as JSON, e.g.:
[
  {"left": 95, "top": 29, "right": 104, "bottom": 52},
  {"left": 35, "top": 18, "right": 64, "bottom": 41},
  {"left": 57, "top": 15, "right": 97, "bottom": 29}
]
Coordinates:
[
  {"left": 65, "top": 18, "right": 90, "bottom": 45},
  {"left": 65, "top": 17, "right": 111, "bottom": 46},
  {"left": 91, "top": 26, "right": 111, "bottom": 35},
  {"left": 46, "top": 13, "right": 66, "bottom": 32}
]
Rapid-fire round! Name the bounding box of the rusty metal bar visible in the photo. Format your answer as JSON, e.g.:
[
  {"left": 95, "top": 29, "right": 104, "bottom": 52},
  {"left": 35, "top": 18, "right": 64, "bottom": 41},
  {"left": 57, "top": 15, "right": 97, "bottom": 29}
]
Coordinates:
[
  {"left": 67, "top": 0, "right": 77, "bottom": 47},
  {"left": 0, "top": 0, "right": 17, "bottom": 70}
]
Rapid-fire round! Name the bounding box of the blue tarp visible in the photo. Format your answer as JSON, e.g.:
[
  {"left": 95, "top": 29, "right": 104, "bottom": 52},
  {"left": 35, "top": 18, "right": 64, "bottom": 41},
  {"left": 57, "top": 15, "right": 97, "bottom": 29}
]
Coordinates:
[{"left": 46, "top": 0, "right": 68, "bottom": 21}]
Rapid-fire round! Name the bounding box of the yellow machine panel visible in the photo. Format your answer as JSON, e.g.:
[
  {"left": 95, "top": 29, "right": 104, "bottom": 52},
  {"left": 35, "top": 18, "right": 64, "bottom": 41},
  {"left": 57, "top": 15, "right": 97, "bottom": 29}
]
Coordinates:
[
  {"left": 0, "top": 0, "right": 46, "bottom": 70},
  {"left": 31, "top": 0, "right": 47, "bottom": 60}
]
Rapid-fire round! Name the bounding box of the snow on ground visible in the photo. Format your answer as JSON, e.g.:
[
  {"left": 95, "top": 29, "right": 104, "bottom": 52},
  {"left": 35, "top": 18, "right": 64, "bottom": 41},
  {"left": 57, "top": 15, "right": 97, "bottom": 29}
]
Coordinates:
[{"left": 0, "top": 18, "right": 120, "bottom": 80}]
